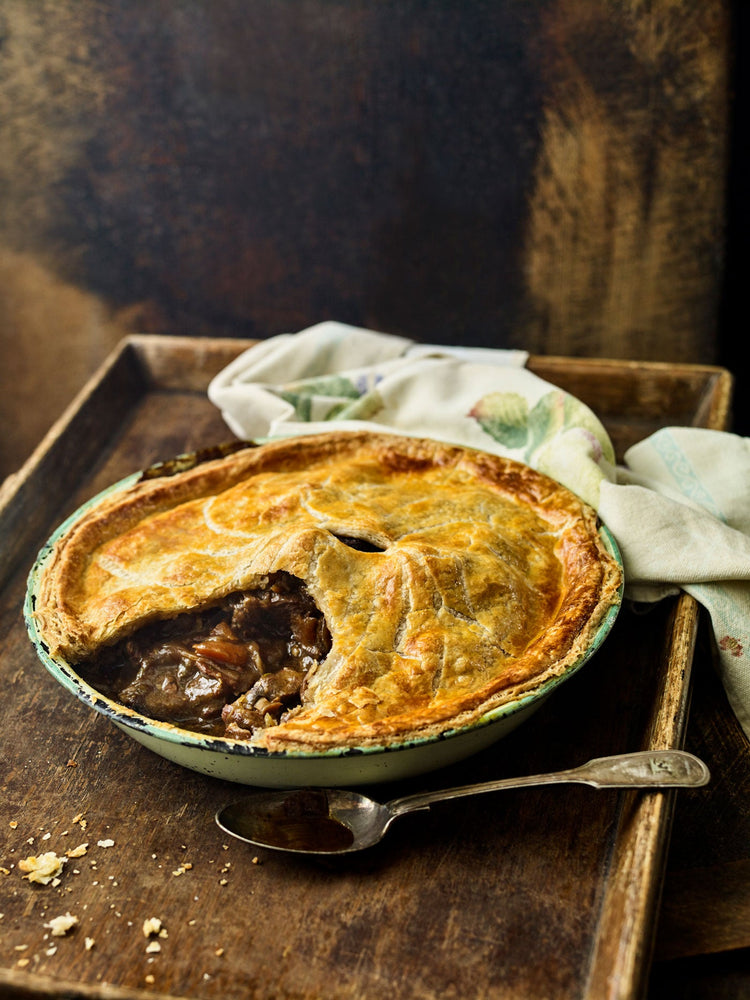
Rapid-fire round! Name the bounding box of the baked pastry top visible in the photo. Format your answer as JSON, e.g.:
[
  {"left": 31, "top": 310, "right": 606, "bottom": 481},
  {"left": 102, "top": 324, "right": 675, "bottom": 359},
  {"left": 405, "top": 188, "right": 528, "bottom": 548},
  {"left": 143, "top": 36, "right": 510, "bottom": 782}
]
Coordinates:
[{"left": 33, "top": 431, "right": 622, "bottom": 751}]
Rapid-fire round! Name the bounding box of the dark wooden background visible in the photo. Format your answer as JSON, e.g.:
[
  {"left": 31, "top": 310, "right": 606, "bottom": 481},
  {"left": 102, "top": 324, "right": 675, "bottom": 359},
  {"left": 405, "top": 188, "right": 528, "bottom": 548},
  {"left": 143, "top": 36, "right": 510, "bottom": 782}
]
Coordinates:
[{"left": 0, "top": 0, "right": 739, "bottom": 481}]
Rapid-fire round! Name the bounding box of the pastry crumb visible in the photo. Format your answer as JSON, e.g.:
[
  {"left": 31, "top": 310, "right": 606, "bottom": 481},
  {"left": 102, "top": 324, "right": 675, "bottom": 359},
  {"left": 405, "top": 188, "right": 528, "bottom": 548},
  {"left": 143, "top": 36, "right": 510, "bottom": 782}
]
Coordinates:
[
  {"left": 66, "top": 844, "right": 88, "bottom": 859},
  {"left": 18, "top": 852, "right": 66, "bottom": 885},
  {"left": 97, "top": 839, "right": 115, "bottom": 848},
  {"left": 142, "top": 917, "right": 163, "bottom": 938},
  {"left": 45, "top": 912, "right": 79, "bottom": 936}
]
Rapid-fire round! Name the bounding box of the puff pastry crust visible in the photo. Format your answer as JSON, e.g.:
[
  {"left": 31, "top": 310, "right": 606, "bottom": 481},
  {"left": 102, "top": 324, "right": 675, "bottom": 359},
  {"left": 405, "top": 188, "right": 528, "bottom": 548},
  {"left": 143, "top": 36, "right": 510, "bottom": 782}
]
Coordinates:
[{"left": 34, "top": 431, "right": 622, "bottom": 751}]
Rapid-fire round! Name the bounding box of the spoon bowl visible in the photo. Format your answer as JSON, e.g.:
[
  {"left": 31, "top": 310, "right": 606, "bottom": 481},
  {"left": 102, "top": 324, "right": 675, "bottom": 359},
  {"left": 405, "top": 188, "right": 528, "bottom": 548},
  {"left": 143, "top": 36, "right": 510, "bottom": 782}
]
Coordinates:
[{"left": 215, "top": 749, "right": 710, "bottom": 855}]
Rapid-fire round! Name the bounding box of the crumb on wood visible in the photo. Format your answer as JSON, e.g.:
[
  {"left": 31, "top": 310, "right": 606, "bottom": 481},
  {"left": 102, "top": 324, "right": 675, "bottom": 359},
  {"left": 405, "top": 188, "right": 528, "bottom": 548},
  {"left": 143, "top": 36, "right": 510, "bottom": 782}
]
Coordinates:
[
  {"left": 142, "top": 917, "right": 164, "bottom": 938},
  {"left": 44, "top": 912, "right": 79, "bottom": 937},
  {"left": 18, "top": 852, "right": 66, "bottom": 885}
]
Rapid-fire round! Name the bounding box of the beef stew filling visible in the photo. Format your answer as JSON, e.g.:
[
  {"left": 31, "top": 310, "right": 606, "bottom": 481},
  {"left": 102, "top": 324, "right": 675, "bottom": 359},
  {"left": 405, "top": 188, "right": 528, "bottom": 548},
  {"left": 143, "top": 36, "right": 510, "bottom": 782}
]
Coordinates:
[{"left": 80, "top": 572, "right": 331, "bottom": 738}]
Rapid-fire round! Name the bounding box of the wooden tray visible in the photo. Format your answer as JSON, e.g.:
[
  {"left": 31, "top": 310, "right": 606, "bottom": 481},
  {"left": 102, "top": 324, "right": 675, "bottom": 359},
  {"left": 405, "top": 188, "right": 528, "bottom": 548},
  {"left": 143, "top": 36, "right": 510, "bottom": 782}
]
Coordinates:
[{"left": 0, "top": 336, "right": 732, "bottom": 1000}]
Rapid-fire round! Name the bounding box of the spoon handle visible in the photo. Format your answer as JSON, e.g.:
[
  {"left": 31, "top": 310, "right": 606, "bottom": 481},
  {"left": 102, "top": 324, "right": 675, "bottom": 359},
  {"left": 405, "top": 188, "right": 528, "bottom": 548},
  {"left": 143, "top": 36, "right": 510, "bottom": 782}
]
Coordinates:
[{"left": 387, "top": 750, "right": 710, "bottom": 818}]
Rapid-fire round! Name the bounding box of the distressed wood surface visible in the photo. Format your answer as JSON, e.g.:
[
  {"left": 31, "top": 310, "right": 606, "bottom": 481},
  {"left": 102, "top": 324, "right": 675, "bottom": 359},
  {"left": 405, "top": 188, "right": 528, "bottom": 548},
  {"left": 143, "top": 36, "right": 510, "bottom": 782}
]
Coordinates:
[
  {"left": 0, "top": 0, "right": 731, "bottom": 481},
  {"left": 653, "top": 631, "right": 750, "bottom": 963},
  {"left": 0, "top": 336, "right": 733, "bottom": 1000},
  {"left": 647, "top": 631, "right": 750, "bottom": 999}
]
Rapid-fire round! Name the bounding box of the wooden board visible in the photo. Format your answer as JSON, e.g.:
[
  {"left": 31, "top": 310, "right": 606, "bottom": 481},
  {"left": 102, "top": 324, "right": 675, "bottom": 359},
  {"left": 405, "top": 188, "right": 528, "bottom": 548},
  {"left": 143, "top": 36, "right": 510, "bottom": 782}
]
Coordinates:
[
  {"left": 652, "top": 626, "right": 750, "bottom": 964},
  {"left": 0, "top": 336, "right": 732, "bottom": 1000}
]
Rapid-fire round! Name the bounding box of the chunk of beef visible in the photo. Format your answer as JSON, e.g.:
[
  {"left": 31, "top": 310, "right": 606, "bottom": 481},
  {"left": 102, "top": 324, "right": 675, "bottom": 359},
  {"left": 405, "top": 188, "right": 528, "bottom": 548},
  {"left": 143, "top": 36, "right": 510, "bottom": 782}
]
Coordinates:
[
  {"left": 119, "top": 655, "right": 226, "bottom": 722},
  {"left": 118, "top": 624, "right": 263, "bottom": 724}
]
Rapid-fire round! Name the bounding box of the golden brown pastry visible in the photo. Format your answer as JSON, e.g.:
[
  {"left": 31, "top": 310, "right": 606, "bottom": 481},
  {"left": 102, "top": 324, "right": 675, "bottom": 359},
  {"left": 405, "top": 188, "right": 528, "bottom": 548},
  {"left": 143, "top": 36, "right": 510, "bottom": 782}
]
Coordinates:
[{"left": 33, "top": 431, "right": 622, "bottom": 751}]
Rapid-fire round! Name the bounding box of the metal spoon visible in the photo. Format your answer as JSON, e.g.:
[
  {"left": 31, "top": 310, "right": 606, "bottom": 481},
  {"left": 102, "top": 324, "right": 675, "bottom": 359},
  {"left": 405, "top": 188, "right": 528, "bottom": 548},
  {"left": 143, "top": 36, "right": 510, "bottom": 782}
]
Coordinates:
[{"left": 215, "top": 749, "right": 709, "bottom": 855}]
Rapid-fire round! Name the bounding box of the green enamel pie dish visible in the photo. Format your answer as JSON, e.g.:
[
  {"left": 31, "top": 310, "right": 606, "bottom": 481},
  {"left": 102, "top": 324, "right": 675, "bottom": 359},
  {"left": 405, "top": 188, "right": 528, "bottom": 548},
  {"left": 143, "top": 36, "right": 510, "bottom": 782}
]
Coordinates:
[{"left": 24, "top": 451, "right": 624, "bottom": 789}]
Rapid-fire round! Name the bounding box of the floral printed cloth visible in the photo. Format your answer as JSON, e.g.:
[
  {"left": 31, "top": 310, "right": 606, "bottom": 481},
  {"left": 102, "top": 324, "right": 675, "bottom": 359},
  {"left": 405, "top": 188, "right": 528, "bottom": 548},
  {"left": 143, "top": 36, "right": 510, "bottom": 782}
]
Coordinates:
[{"left": 208, "top": 322, "right": 750, "bottom": 740}]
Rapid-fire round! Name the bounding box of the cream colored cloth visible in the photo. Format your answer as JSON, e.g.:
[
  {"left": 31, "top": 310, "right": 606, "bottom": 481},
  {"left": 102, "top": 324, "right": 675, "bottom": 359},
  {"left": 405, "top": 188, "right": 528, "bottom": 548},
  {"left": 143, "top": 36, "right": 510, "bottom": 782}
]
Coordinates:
[
  {"left": 598, "top": 431, "right": 750, "bottom": 737},
  {"left": 209, "top": 322, "right": 750, "bottom": 739}
]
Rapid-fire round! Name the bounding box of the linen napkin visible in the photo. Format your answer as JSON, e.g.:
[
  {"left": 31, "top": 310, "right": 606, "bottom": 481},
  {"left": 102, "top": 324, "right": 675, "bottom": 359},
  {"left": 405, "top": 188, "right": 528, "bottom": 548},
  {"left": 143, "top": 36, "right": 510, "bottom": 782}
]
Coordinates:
[{"left": 208, "top": 322, "right": 750, "bottom": 740}]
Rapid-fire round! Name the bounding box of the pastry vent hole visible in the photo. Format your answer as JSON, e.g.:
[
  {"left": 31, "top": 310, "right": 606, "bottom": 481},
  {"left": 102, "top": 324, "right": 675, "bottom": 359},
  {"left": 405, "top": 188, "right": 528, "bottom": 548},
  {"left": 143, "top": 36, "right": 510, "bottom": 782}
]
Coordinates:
[{"left": 330, "top": 532, "right": 386, "bottom": 553}]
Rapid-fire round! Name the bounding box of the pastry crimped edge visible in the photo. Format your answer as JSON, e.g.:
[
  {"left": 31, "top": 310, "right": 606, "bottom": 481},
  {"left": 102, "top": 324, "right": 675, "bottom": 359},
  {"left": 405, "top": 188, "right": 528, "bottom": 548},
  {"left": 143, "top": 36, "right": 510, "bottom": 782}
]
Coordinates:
[{"left": 32, "top": 431, "right": 623, "bottom": 752}]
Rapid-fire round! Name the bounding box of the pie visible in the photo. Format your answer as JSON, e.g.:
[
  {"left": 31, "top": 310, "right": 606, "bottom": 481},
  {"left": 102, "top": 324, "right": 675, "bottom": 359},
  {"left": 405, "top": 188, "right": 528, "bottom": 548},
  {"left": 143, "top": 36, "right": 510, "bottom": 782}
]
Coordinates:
[{"left": 33, "top": 431, "right": 622, "bottom": 751}]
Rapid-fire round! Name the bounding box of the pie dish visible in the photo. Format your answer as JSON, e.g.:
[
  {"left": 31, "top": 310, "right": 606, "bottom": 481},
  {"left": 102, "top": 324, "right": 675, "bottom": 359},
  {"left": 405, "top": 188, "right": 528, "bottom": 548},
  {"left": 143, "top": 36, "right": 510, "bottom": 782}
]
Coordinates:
[{"left": 26, "top": 431, "right": 623, "bottom": 785}]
